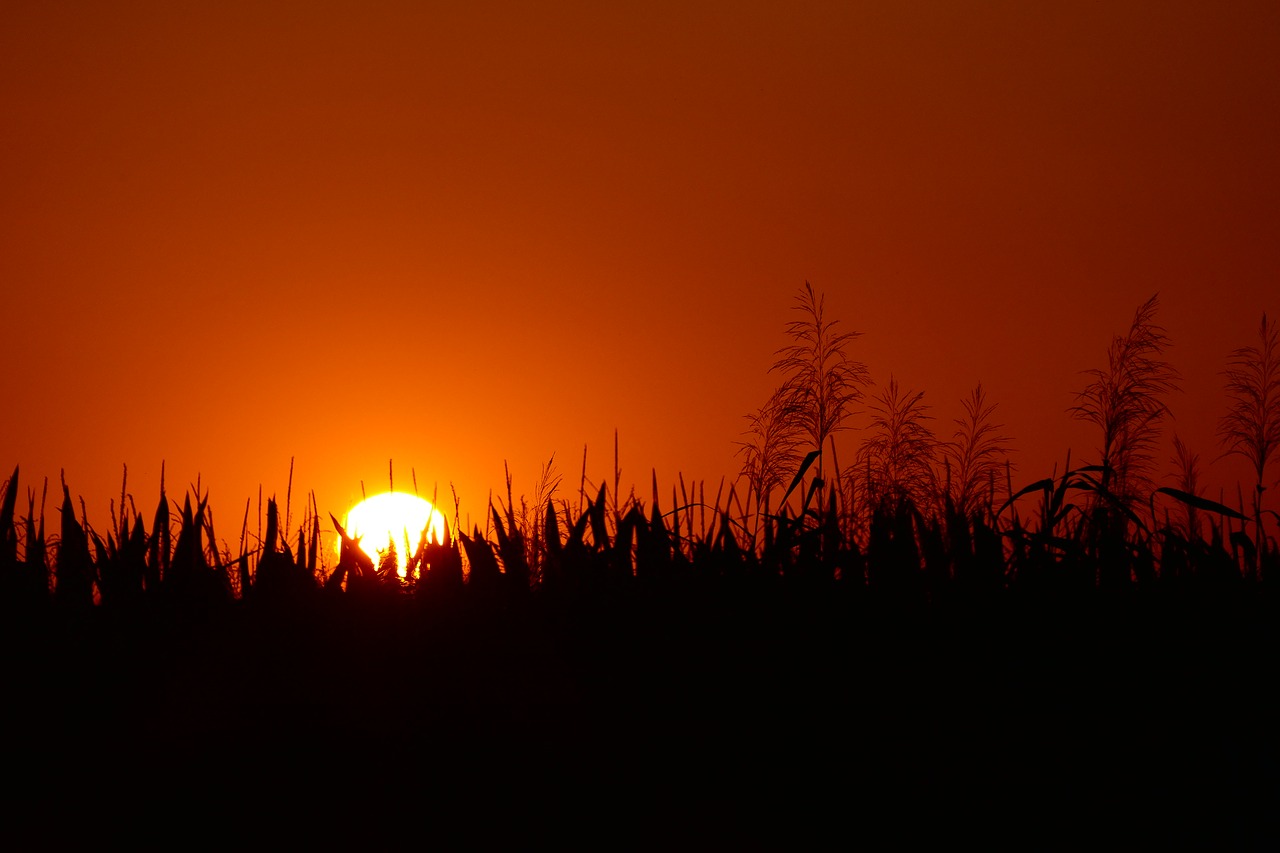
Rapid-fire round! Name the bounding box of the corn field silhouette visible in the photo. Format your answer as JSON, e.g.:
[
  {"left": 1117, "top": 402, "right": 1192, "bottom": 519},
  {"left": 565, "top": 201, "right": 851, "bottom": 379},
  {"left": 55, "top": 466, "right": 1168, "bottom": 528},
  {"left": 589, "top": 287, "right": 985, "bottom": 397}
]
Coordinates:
[{"left": 1, "top": 287, "right": 1277, "bottom": 845}]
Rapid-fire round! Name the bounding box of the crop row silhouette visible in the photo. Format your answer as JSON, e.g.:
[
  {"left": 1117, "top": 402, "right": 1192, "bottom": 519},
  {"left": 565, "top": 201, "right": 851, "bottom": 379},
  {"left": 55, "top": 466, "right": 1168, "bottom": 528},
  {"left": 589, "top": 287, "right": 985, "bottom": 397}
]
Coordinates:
[
  {"left": 7, "top": 290, "right": 1280, "bottom": 613},
  {"left": 2, "top": 292, "right": 1278, "bottom": 612},
  {"left": 1, "top": 289, "right": 1276, "bottom": 846},
  {"left": 2, "top": 458, "right": 1274, "bottom": 845},
  {"left": 0, "top": 461, "right": 1270, "bottom": 617}
]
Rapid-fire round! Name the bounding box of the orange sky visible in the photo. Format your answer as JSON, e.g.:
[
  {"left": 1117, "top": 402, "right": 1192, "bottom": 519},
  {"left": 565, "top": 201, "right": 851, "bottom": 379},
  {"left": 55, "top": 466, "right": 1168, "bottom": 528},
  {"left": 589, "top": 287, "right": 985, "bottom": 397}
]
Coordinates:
[{"left": 3, "top": 2, "right": 1278, "bottom": 543}]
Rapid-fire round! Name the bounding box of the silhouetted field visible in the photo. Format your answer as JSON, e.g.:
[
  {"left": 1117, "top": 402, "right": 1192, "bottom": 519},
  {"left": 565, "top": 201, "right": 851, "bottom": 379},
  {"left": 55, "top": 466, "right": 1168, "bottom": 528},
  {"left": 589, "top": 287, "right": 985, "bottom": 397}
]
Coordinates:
[
  {"left": 3, "top": 293, "right": 1277, "bottom": 843},
  {"left": 1, "top": 464, "right": 1276, "bottom": 847}
]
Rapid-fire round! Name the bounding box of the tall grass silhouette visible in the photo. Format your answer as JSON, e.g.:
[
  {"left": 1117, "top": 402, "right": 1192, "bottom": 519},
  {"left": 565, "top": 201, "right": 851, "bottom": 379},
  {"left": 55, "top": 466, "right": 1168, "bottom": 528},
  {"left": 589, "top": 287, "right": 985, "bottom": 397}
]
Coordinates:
[
  {"left": 1, "top": 291, "right": 1275, "bottom": 605},
  {"left": 0, "top": 287, "right": 1276, "bottom": 845}
]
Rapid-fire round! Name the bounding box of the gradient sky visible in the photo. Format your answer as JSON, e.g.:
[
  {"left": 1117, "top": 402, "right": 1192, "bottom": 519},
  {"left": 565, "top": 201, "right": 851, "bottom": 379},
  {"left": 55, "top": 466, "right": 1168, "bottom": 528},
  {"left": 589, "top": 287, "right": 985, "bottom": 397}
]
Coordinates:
[{"left": 3, "top": 1, "right": 1278, "bottom": 542}]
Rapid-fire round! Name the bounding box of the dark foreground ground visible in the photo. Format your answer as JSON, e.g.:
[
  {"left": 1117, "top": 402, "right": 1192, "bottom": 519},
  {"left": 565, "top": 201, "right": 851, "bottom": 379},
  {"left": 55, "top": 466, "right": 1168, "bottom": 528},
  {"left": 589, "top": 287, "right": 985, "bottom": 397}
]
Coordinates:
[{"left": 2, "top": 582, "right": 1277, "bottom": 847}]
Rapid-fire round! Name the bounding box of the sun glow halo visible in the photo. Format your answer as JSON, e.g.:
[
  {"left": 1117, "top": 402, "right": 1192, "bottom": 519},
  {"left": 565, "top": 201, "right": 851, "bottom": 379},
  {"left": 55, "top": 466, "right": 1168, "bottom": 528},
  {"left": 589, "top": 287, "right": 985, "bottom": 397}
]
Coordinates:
[{"left": 340, "top": 492, "right": 447, "bottom": 578}]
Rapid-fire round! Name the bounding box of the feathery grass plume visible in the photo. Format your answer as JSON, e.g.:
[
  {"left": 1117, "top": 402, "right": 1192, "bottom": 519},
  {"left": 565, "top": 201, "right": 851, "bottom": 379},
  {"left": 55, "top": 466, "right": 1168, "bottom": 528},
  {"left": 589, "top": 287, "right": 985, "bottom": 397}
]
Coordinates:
[
  {"left": 771, "top": 281, "right": 871, "bottom": 480},
  {"left": 736, "top": 387, "right": 803, "bottom": 526},
  {"left": 835, "top": 458, "right": 869, "bottom": 552},
  {"left": 857, "top": 377, "right": 939, "bottom": 511},
  {"left": 1218, "top": 313, "right": 1280, "bottom": 579},
  {"left": 1070, "top": 293, "right": 1180, "bottom": 506},
  {"left": 942, "top": 384, "right": 1013, "bottom": 518},
  {"left": 1219, "top": 313, "right": 1280, "bottom": 486}
]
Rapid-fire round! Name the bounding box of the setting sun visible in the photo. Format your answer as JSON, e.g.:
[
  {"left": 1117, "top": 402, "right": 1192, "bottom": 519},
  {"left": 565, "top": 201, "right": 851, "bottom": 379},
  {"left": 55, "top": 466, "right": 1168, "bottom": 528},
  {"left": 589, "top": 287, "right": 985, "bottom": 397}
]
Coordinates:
[{"left": 340, "top": 492, "right": 447, "bottom": 578}]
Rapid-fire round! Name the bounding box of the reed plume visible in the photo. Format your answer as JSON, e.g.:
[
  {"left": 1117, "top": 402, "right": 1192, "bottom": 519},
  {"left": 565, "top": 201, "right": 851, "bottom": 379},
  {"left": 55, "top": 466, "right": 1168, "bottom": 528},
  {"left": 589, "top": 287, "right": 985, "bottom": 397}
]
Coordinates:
[
  {"left": 1070, "top": 293, "right": 1180, "bottom": 506},
  {"left": 942, "top": 383, "right": 1013, "bottom": 518},
  {"left": 1218, "top": 312, "right": 1280, "bottom": 579},
  {"left": 770, "top": 281, "right": 871, "bottom": 479}
]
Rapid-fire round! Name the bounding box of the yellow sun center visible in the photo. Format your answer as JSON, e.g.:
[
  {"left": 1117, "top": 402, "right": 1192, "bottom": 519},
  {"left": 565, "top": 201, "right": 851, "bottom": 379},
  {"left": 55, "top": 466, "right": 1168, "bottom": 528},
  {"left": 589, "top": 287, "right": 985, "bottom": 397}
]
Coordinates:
[{"left": 339, "top": 492, "right": 447, "bottom": 578}]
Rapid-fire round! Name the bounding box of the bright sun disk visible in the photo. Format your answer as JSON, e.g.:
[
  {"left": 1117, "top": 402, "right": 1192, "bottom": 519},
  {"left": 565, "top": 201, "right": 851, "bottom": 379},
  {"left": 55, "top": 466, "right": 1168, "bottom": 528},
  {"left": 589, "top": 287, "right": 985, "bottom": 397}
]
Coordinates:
[{"left": 339, "top": 492, "right": 447, "bottom": 578}]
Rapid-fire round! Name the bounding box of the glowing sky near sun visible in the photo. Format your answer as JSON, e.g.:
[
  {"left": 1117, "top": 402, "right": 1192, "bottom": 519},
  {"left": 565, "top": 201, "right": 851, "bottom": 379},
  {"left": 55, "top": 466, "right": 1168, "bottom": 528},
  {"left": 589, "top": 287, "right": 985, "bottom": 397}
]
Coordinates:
[{"left": 2, "top": 1, "right": 1277, "bottom": 544}]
